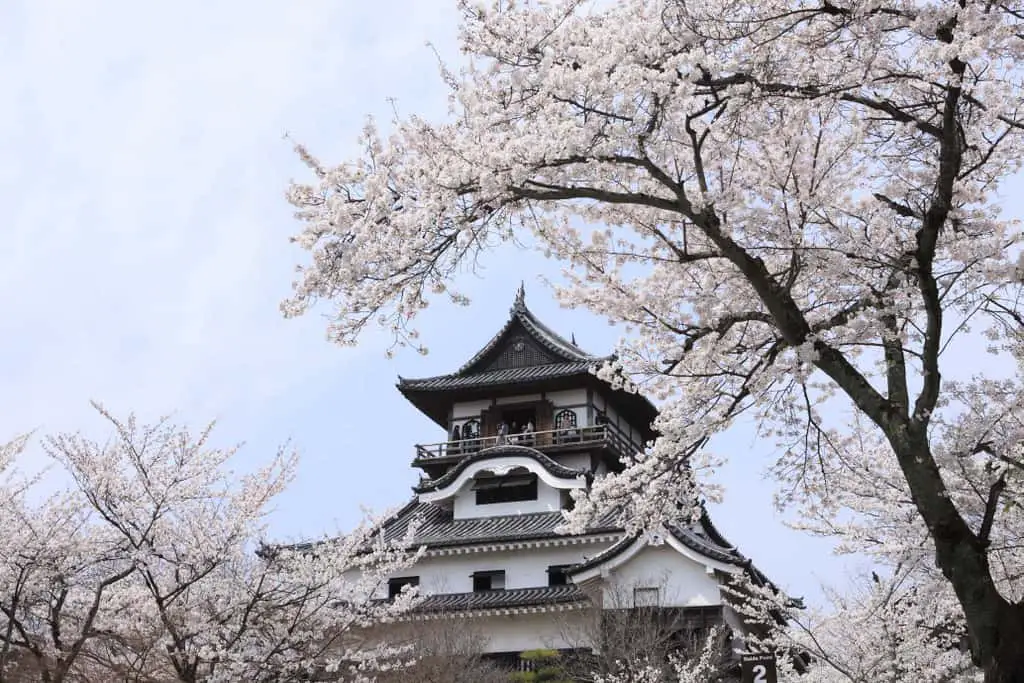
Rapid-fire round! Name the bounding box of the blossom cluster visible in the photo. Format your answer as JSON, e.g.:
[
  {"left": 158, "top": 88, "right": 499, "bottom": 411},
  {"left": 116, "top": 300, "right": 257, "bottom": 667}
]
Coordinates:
[{"left": 0, "top": 404, "right": 416, "bottom": 682}]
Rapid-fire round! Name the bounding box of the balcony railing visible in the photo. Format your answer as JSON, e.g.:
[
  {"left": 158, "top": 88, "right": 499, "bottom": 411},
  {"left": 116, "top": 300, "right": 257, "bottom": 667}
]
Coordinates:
[{"left": 413, "top": 423, "right": 639, "bottom": 462}]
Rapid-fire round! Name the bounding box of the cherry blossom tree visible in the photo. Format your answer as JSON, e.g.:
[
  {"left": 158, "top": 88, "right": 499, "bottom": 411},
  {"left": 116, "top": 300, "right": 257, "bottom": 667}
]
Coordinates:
[
  {"left": 727, "top": 563, "right": 985, "bottom": 683},
  {"left": 282, "top": 0, "right": 1024, "bottom": 678},
  {"left": 0, "top": 431, "right": 139, "bottom": 683},
  {"left": 588, "top": 626, "right": 733, "bottom": 683},
  {"left": 374, "top": 617, "right": 509, "bottom": 683},
  {"left": 0, "top": 405, "right": 417, "bottom": 682}
]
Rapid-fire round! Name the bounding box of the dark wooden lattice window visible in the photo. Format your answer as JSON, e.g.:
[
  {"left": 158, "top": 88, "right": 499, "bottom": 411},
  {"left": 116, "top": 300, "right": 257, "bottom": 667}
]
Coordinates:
[
  {"left": 554, "top": 409, "right": 579, "bottom": 443},
  {"left": 555, "top": 409, "right": 578, "bottom": 429},
  {"left": 462, "top": 419, "right": 481, "bottom": 447}
]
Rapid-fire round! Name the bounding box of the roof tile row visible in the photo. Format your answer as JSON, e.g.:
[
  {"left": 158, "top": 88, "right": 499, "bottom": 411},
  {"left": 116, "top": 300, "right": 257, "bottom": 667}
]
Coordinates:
[{"left": 414, "top": 584, "right": 587, "bottom": 614}]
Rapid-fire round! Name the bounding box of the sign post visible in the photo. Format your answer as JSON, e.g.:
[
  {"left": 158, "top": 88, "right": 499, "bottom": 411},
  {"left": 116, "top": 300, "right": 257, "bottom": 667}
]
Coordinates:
[{"left": 740, "top": 652, "right": 778, "bottom": 683}]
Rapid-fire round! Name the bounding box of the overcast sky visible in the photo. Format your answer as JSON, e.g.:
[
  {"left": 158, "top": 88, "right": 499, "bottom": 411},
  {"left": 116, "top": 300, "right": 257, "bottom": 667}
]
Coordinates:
[{"left": 14, "top": 0, "right": 1016, "bottom": 606}]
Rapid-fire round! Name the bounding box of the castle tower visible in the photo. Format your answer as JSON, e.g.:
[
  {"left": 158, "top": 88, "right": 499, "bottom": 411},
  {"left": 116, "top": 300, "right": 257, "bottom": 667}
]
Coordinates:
[{"left": 376, "top": 289, "right": 775, "bottom": 672}]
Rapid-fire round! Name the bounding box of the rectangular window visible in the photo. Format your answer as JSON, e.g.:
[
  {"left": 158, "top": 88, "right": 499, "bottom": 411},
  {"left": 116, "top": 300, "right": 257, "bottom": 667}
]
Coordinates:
[
  {"left": 633, "top": 587, "right": 660, "bottom": 608},
  {"left": 547, "top": 565, "right": 572, "bottom": 587},
  {"left": 387, "top": 576, "right": 419, "bottom": 600},
  {"left": 474, "top": 474, "right": 538, "bottom": 505},
  {"left": 472, "top": 570, "right": 506, "bottom": 592}
]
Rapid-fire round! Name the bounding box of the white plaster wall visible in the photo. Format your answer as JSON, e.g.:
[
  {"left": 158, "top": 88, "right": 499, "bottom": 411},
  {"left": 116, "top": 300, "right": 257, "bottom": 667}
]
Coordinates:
[
  {"left": 602, "top": 545, "right": 723, "bottom": 608},
  {"left": 452, "top": 399, "right": 492, "bottom": 420},
  {"left": 453, "top": 478, "right": 563, "bottom": 519},
  {"left": 495, "top": 393, "right": 543, "bottom": 405},
  {"left": 556, "top": 452, "right": 591, "bottom": 470},
  {"left": 474, "top": 610, "right": 591, "bottom": 653},
  {"left": 546, "top": 388, "right": 587, "bottom": 406},
  {"left": 546, "top": 388, "right": 588, "bottom": 428},
  {"left": 378, "top": 542, "right": 619, "bottom": 598},
  {"left": 549, "top": 390, "right": 588, "bottom": 430}
]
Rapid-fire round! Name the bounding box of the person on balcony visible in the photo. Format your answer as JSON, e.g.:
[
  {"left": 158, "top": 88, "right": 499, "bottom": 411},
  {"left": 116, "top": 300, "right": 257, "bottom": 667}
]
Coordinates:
[
  {"left": 522, "top": 421, "right": 535, "bottom": 446},
  {"left": 450, "top": 424, "right": 462, "bottom": 455}
]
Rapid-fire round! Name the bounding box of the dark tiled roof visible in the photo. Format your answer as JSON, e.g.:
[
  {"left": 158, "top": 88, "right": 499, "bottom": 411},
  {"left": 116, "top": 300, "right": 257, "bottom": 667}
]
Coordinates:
[
  {"left": 455, "top": 286, "right": 600, "bottom": 374},
  {"left": 380, "top": 496, "right": 748, "bottom": 572},
  {"left": 568, "top": 535, "right": 634, "bottom": 575},
  {"left": 398, "top": 287, "right": 610, "bottom": 392},
  {"left": 381, "top": 500, "right": 620, "bottom": 548},
  {"left": 398, "top": 360, "right": 599, "bottom": 392},
  {"left": 413, "top": 445, "right": 587, "bottom": 493},
  {"left": 669, "top": 522, "right": 746, "bottom": 565},
  {"left": 414, "top": 585, "right": 587, "bottom": 614}
]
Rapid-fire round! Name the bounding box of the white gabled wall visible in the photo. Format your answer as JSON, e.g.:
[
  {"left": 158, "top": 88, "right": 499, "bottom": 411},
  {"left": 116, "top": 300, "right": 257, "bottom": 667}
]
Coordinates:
[
  {"left": 602, "top": 545, "right": 723, "bottom": 608},
  {"left": 453, "top": 477, "right": 563, "bottom": 519}
]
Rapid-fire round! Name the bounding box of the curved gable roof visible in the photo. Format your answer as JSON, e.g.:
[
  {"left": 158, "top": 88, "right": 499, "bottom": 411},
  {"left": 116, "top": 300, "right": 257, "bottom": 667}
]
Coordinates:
[
  {"left": 456, "top": 284, "right": 602, "bottom": 373},
  {"left": 413, "top": 444, "right": 588, "bottom": 494},
  {"left": 398, "top": 286, "right": 606, "bottom": 391}
]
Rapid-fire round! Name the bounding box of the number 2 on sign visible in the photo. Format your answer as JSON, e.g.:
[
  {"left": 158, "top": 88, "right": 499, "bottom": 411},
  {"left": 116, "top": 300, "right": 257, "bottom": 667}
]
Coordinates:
[{"left": 752, "top": 664, "right": 768, "bottom": 683}]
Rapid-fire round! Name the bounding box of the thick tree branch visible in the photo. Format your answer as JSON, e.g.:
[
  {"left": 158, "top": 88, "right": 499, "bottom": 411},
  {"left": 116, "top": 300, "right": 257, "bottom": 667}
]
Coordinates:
[{"left": 978, "top": 474, "right": 1007, "bottom": 547}]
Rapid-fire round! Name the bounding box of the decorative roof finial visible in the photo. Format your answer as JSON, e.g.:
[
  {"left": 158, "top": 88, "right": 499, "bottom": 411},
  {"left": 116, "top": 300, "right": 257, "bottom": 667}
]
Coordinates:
[
  {"left": 514, "top": 281, "right": 526, "bottom": 308},
  {"left": 571, "top": 332, "right": 577, "bottom": 346}
]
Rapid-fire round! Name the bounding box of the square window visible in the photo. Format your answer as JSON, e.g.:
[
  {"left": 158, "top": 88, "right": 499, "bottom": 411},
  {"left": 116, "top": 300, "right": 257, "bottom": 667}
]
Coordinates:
[
  {"left": 633, "top": 587, "right": 660, "bottom": 608},
  {"left": 547, "top": 565, "right": 571, "bottom": 587},
  {"left": 472, "top": 570, "right": 506, "bottom": 592},
  {"left": 474, "top": 474, "right": 538, "bottom": 505},
  {"left": 387, "top": 576, "right": 419, "bottom": 600}
]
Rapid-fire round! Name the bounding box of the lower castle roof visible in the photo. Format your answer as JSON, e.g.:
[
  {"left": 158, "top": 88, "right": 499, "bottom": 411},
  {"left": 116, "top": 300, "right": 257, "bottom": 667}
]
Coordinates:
[
  {"left": 380, "top": 500, "right": 620, "bottom": 548},
  {"left": 380, "top": 498, "right": 752, "bottom": 571},
  {"left": 413, "top": 584, "right": 587, "bottom": 614}
]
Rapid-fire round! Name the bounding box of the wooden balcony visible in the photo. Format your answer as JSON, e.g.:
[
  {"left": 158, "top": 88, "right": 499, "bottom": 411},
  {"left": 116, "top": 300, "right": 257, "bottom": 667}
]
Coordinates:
[{"left": 412, "top": 424, "right": 639, "bottom": 467}]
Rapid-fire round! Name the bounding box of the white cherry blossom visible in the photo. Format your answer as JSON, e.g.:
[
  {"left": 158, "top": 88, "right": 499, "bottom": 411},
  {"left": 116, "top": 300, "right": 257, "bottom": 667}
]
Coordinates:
[{"left": 284, "top": 0, "right": 1024, "bottom": 679}]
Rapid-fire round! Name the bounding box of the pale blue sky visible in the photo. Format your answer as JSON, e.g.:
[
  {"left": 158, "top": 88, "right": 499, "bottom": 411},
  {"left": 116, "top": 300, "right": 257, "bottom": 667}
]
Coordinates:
[{"left": 20, "top": 0, "right": 1018, "bottom": 606}]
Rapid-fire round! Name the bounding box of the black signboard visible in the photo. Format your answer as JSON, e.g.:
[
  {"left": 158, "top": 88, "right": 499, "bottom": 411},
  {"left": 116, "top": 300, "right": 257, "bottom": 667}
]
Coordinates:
[{"left": 740, "top": 652, "right": 778, "bottom": 683}]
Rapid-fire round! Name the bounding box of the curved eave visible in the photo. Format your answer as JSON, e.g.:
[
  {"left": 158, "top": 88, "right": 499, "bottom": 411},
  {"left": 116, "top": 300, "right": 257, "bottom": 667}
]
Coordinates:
[
  {"left": 692, "top": 508, "right": 781, "bottom": 594},
  {"left": 414, "top": 447, "right": 589, "bottom": 503},
  {"left": 567, "top": 523, "right": 756, "bottom": 580},
  {"left": 415, "top": 445, "right": 586, "bottom": 493},
  {"left": 398, "top": 361, "right": 603, "bottom": 394}
]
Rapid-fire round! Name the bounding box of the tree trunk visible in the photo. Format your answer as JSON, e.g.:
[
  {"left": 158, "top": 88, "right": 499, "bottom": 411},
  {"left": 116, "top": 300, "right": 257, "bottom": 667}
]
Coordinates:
[
  {"left": 985, "top": 602, "right": 1024, "bottom": 683},
  {"left": 886, "top": 430, "right": 1024, "bottom": 683}
]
